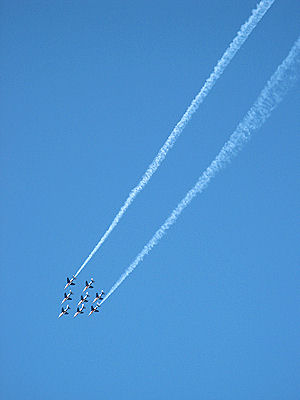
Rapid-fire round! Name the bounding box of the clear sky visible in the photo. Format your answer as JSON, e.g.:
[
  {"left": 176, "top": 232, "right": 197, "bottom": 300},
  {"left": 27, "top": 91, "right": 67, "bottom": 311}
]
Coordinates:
[{"left": 1, "top": 1, "right": 299, "bottom": 399}]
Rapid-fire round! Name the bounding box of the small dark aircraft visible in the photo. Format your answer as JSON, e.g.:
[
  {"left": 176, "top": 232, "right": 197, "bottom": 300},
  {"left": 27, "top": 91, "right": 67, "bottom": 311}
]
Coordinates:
[
  {"left": 61, "top": 290, "right": 73, "bottom": 304},
  {"left": 88, "top": 303, "right": 101, "bottom": 316},
  {"left": 73, "top": 304, "right": 85, "bottom": 318},
  {"left": 78, "top": 292, "right": 89, "bottom": 306},
  {"left": 64, "top": 275, "right": 76, "bottom": 289},
  {"left": 82, "top": 278, "right": 94, "bottom": 292},
  {"left": 93, "top": 290, "right": 105, "bottom": 303},
  {"left": 58, "top": 305, "right": 70, "bottom": 318}
]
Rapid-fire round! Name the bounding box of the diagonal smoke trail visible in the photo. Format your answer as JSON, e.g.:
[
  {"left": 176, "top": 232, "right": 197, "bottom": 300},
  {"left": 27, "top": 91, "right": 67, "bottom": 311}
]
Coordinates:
[
  {"left": 74, "top": 0, "right": 275, "bottom": 277},
  {"left": 100, "top": 36, "right": 300, "bottom": 306}
]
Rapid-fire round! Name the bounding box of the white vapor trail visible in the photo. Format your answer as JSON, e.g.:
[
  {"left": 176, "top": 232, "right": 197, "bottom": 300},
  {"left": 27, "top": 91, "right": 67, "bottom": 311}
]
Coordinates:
[
  {"left": 100, "top": 36, "right": 300, "bottom": 306},
  {"left": 74, "top": 0, "right": 275, "bottom": 277}
]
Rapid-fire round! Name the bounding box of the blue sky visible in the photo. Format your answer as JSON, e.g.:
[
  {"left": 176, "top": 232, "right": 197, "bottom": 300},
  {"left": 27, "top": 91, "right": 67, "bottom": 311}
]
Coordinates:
[{"left": 1, "top": 1, "right": 299, "bottom": 399}]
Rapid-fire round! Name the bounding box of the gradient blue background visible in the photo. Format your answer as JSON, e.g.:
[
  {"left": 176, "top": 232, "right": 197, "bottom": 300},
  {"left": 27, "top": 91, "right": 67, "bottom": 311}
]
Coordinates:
[{"left": 1, "top": 1, "right": 299, "bottom": 399}]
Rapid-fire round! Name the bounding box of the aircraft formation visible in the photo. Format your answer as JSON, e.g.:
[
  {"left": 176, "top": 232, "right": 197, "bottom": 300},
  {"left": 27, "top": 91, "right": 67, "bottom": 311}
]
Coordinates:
[{"left": 58, "top": 276, "right": 105, "bottom": 318}]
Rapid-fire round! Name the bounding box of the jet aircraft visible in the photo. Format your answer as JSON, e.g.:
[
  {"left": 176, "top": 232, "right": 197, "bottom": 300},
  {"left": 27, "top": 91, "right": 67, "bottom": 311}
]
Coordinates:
[
  {"left": 88, "top": 302, "right": 101, "bottom": 316},
  {"left": 78, "top": 292, "right": 89, "bottom": 306},
  {"left": 64, "top": 275, "right": 76, "bottom": 289},
  {"left": 82, "top": 278, "right": 94, "bottom": 292},
  {"left": 73, "top": 304, "right": 85, "bottom": 318},
  {"left": 93, "top": 290, "right": 105, "bottom": 303},
  {"left": 58, "top": 305, "right": 70, "bottom": 318},
  {"left": 61, "top": 290, "right": 73, "bottom": 304}
]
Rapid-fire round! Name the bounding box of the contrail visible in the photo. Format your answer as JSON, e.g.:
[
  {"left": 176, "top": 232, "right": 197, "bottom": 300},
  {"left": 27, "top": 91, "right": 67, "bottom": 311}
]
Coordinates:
[
  {"left": 100, "top": 36, "right": 300, "bottom": 306},
  {"left": 74, "top": 0, "right": 275, "bottom": 277}
]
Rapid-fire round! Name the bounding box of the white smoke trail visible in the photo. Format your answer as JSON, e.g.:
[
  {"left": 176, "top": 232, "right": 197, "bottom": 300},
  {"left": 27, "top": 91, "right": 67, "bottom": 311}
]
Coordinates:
[
  {"left": 100, "top": 36, "right": 300, "bottom": 305},
  {"left": 74, "top": 0, "right": 275, "bottom": 277}
]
